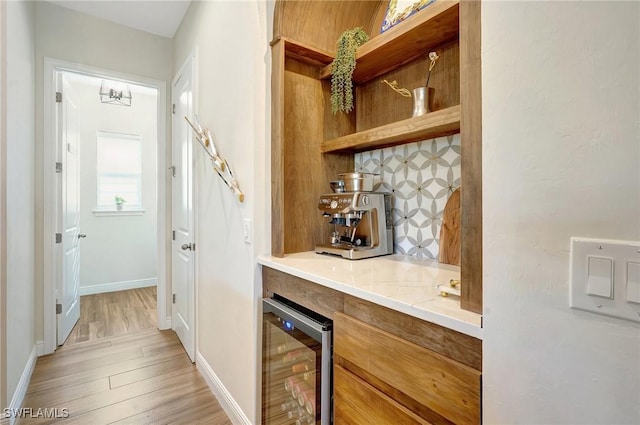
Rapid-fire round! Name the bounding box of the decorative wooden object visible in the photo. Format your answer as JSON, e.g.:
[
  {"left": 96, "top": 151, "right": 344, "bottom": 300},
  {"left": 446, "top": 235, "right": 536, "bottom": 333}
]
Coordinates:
[
  {"left": 439, "top": 187, "right": 461, "bottom": 265},
  {"left": 185, "top": 116, "right": 244, "bottom": 203}
]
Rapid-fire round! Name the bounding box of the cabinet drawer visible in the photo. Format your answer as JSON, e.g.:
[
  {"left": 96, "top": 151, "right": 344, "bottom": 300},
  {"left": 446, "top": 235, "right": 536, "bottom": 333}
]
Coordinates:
[
  {"left": 334, "top": 364, "right": 433, "bottom": 425},
  {"left": 334, "top": 312, "right": 481, "bottom": 425}
]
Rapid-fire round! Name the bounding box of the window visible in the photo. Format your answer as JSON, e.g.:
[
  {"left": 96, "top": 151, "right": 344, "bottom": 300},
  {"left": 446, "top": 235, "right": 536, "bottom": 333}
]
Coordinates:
[{"left": 96, "top": 131, "right": 142, "bottom": 210}]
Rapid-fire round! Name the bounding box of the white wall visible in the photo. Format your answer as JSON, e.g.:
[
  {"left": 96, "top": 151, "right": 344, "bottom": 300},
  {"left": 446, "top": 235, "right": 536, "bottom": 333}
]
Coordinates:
[
  {"left": 34, "top": 1, "right": 173, "bottom": 341},
  {"left": 173, "top": 1, "right": 272, "bottom": 422},
  {"left": 483, "top": 2, "right": 640, "bottom": 424},
  {"left": 70, "top": 78, "right": 157, "bottom": 293},
  {"left": 5, "top": 0, "right": 36, "bottom": 406}
]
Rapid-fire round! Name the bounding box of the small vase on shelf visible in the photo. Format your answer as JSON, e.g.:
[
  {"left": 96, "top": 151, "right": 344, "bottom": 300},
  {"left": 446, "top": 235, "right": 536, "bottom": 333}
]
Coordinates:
[{"left": 412, "top": 87, "right": 434, "bottom": 117}]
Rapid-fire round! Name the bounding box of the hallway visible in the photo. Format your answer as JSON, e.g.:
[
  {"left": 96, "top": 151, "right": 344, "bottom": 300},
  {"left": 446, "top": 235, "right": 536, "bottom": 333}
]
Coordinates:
[{"left": 18, "top": 328, "right": 232, "bottom": 424}]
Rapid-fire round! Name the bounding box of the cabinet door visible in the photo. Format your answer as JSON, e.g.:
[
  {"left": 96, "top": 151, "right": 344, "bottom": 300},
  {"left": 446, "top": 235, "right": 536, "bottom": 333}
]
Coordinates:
[
  {"left": 334, "top": 312, "right": 481, "bottom": 425},
  {"left": 334, "top": 364, "right": 432, "bottom": 425}
]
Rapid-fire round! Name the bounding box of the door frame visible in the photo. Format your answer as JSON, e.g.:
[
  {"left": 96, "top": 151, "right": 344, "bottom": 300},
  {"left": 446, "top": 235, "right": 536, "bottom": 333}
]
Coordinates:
[{"left": 43, "top": 57, "right": 169, "bottom": 354}]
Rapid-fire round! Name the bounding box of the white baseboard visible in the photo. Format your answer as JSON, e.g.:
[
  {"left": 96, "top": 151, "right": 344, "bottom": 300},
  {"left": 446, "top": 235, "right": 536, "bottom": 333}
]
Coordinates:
[
  {"left": 158, "top": 316, "right": 172, "bottom": 330},
  {"left": 195, "top": 351, "right": 252, "bottom": 425},
  {"left": 6, "top": 345, "right": 37, "bottom": 425},
  {"left": 79, "top": 278, "right": 157, "bottom": 296}
]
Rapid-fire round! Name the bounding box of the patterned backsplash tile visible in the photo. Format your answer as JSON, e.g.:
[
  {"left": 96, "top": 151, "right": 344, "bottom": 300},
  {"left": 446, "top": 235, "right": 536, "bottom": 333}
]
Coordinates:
[{"left": 355, "top": 134, "right": 461, "bottom": 259}]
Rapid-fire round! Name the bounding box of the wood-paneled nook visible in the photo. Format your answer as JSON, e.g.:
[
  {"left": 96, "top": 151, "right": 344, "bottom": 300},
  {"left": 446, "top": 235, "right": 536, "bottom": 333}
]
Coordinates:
[
  {"left": 267, "top": 2, "right": 483, "bottom": 422},
  {"left": 270, "top": 0, "right": 482, "bottom": 313}
]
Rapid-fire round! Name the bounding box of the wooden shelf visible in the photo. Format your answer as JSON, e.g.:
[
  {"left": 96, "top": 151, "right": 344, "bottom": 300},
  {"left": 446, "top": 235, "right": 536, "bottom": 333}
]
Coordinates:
[
  {"left": 321, "top": 105, "right": 460, "bottom": 153},
  {"left": 273, "top": 36, "right": 335, "bottom": 68},
  {"left": 318, "top": 0, "right": 459, "bottom": 83}
]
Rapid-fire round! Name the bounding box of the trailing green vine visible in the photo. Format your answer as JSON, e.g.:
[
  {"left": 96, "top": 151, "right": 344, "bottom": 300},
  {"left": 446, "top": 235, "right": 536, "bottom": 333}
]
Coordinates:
[{"left": 330, "top": 27, "right": 369, "bottom": 114}]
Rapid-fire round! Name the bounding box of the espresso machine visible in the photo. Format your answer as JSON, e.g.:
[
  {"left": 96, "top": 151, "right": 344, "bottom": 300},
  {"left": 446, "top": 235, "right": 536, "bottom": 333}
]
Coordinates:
[{"left": 315, "top": 176, "right": 393, "bottom": 260}]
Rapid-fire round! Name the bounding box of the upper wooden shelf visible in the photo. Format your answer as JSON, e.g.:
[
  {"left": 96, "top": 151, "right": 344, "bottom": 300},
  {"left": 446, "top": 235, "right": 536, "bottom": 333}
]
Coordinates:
[
  {"left": 321, "top": 105, "right": 460, "bottom": 153},
  {"left": 318, "top": 0, "right": 460, "bottom": 83},
  {"left": 273, "top": 36, "right": 335, "bottom": 68}
]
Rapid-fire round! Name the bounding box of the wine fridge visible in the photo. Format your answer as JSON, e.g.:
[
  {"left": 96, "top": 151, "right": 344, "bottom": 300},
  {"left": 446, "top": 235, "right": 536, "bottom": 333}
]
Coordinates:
[{"left": 262, "top": 295, "right": 333, "bottom": 425}]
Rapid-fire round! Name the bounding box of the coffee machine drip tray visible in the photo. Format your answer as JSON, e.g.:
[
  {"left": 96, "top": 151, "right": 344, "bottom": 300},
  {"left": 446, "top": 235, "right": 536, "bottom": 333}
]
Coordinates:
[
  {"left": 316, "top": 243, "right": 380, "bottom": 260},
  {"left": 316, "top": 242, "right": 394, "bottom": 260}
]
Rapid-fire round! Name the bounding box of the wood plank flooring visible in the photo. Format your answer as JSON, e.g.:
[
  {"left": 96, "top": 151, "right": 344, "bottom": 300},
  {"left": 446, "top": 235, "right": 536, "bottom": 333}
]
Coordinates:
[
  {"left": 18, "top": 328, "right": 232, "bottom": 425},
  {"left": 65, "top": 287, "right": 157, "bottom": 346}
]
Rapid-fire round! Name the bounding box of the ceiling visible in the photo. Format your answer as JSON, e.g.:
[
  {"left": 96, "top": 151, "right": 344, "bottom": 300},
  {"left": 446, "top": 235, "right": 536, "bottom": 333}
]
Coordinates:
[{"left": 47, "top": 1, "right": 191, "bottom": 38}]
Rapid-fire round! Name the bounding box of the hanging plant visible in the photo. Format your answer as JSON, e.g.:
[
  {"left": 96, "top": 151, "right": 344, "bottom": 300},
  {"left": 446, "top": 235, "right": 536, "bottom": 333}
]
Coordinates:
[{"left": 330, "top": 27, "right": 369, "bottom": 114}]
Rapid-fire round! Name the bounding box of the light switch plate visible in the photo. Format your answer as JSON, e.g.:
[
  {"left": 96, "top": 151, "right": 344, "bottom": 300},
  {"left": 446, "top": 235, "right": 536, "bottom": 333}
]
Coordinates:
[
  {"left": 570, "top": 238, "right": 640, "bottom": 323},
  {"left": 243, "top": 218, "right": 252, "bottom": 244}
]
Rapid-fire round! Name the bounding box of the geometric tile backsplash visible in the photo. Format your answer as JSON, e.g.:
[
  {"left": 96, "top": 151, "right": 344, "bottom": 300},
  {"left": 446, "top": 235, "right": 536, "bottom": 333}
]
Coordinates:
[{"left": 355, "top": 134, "right": 461, "bottom": 259}]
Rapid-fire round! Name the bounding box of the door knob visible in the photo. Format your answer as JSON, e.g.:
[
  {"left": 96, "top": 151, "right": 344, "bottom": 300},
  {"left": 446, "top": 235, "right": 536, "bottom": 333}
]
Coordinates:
[
  {"left": 78, "top": 234, "right": 87, "bottom": 239},
  {"left": 181, "top": 243, "right": 193, "bottom": 251}
]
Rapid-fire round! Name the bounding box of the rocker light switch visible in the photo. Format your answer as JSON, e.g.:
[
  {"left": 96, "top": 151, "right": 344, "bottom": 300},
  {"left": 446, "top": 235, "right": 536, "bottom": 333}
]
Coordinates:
[
  {"left": 587, "top": 256, "right": 613, "bottom": 298},
  {"left": 626, "top": 261, "right": 640, "bottom": 304},
  {"left": 570, "top": 238, "right": 640, "bottom": 323}
]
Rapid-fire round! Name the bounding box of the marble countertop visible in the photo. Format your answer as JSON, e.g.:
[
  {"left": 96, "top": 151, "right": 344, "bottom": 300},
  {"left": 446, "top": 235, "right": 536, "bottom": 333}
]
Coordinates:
[{"left": 258, "top": 252, "right": 482, "bottom": 339}]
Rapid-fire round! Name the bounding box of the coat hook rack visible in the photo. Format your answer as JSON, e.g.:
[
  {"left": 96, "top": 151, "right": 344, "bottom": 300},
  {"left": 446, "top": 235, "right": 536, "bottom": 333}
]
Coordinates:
[{"left": 185, "top": 116, "right": 244, "bottom": 203}]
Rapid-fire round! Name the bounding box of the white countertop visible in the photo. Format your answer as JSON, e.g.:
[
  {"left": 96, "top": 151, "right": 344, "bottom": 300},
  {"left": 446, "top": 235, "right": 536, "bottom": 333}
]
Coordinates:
[{"left": 258, "top": 252, "right": 482, "bottom": 339}]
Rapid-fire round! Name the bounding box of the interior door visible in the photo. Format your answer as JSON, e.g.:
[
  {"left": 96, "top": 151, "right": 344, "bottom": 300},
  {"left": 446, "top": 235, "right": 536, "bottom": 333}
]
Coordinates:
[
  {"left": 171, "top": 56, "right": 196, "bottom": 362},
  {"left": 57, "top": 73, "right": 81, "bottom": 345}
]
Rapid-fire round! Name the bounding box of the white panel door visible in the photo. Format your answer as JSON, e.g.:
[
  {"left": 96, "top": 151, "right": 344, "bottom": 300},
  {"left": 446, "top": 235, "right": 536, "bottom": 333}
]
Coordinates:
[
  {"left": 172, "top": 56, "right": 196, "bottom": 362},
  {"left": 57, "top": 74, "right": 81, "bottom": 345}
]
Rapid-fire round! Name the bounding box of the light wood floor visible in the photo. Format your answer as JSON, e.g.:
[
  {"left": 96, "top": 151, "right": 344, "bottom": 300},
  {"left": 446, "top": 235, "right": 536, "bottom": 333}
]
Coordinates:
[
  {"left": 19, "top": 328, "right": 232, "bottom": 425},
  {"left": 65, "top": 287, "right": 158, "bottom": 346}
]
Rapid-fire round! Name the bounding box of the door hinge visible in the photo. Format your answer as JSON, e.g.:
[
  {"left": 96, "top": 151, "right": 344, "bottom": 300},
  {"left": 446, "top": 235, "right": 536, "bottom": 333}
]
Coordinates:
[
  {"left": 55, "top": 92, "right": 62, "bottom": 103},
  {"left": 169, "top": 165, "right": 176, "bottom": 177},
  {"left": 56, "top": 303, "right": 62, "bottom": 314},
  {"left": 172, "top": 294, "right": 176, "bottom": 304},
  {"left": 172, "top": 230, "right": 175, "bottom": 241},
  {"left": 172, "top": 104, "right": 176, "bottom": 114},
  {"left": 55, "top": 162, "right": 62, "bottom": 173},
  {"left": 55, "top": 233, "right": 62, "bottom": 244}
]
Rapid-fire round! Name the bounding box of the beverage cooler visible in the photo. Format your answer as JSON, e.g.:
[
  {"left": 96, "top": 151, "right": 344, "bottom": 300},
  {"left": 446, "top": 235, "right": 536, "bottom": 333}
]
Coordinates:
[{"left": 262, "top": 295, "right": 333, "bottom": 425}]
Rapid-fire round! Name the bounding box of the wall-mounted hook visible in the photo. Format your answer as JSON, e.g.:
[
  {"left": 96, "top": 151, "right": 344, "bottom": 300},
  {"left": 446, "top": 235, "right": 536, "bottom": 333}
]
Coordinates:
[{"left": 185, "top": 116, "right": 244, "bottom": 203}]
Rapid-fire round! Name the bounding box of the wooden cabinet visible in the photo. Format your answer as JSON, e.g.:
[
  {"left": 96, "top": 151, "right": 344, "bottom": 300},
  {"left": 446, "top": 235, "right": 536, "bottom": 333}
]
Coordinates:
[
  {"left": 271, "top": 0, "right": 482, "bottom": 313},
  {"left": 262, "top": 267, "right": 483, "bottom": 424},
  {"left": 334, "top": 312, "right": 481, "bottom": 425},
  {"left": 334, "top": 364, "right": 432, "bottom": 425}
]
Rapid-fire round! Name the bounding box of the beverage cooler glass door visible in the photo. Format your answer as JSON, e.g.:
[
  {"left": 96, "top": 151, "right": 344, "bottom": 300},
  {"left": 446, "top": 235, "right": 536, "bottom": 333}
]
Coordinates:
[{"left": 262, "top": 296, "right": 332, "bottom": 425}]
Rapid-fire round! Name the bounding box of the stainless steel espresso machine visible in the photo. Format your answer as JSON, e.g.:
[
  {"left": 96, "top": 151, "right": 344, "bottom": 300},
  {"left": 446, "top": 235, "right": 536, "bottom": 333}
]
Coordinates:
[{"left": 315, "top": 173, "right": 393, "bottom": 260}]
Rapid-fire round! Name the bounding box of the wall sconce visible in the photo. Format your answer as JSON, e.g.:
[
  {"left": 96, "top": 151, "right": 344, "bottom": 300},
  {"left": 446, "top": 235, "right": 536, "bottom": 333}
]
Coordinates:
[{"left": 99, "top": 80, "right": 132, "bottom": 106}]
